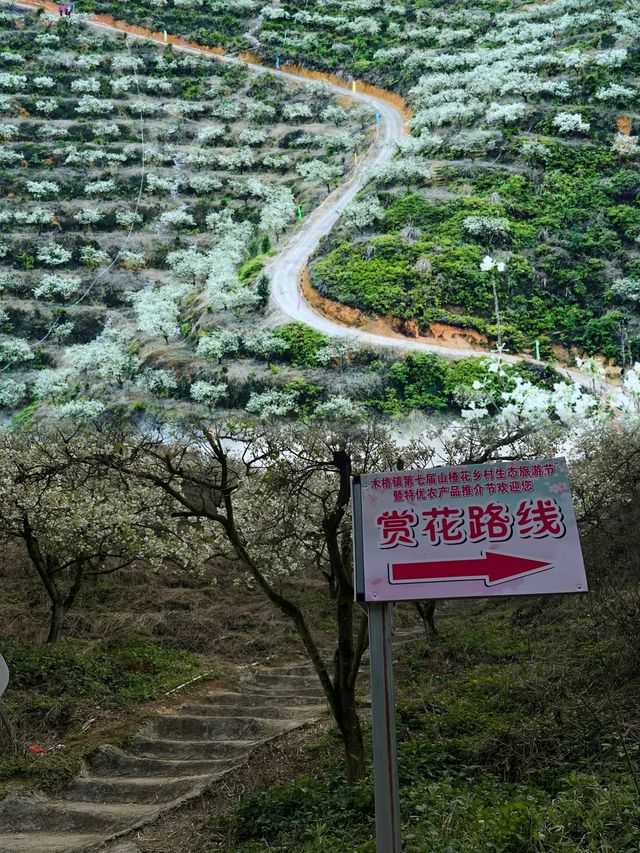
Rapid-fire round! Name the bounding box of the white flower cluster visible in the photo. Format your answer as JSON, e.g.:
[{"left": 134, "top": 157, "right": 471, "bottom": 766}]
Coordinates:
[
  {"left": 246, "top": 388, "right": 298, "bottom": 419},
  {"left": 463, "top": 216, "right": 511, "bottom": 240},
  {"left": 26, "top": 180, "right": 60, "bottom": 198},
  {"left": 553, "top": 112, "right": 590, "bottom": 134},
  {"left": 129, "top": 283, "right": 190, "bottom": 341},
  {"left": 196, "top": 331, "right": 240, "bottom": 362},
  {"left": 75, "top": 96, "right": 115, "bottom": 115},
  {"left": 34, "top": 273, "right": 82, "bottom": 301},
  {"left": 344, "top": 195, "right": 385, "bottom": 230},
  {"left": 154, "top": 207, "right": 196, "bottom": 232}
]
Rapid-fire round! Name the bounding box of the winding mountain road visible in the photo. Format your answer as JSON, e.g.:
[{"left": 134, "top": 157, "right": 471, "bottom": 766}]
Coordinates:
[{"left": 4, "top": 1, "right": 605, "bottom": 389}]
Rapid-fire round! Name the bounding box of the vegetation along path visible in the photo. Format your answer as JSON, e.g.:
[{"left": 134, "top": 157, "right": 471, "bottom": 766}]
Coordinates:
[
  {"left": 0, "top": 659, "right": 328, "bottom": 852},
  {"left": 0, "top": 620, "right": 422, "bottom": 852},
  {"left": 3, "top": 0, "right": 601, "bottom": 391}
]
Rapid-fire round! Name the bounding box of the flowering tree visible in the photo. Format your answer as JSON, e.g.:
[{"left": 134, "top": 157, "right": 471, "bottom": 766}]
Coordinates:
[
  {"left": 103, "top": 421, "right": 401, "bottom": 781},
  {"left": 32, "top": 368, "right": 74, "bottom": 402},
  {"left": 73, "top": 208, "right": 104, "bottom": 230},
  {"left": 129, "top": 284, "right": 189, "bottom": 342},
  {"left": 297, "top": 159, "right": 342, "bottom": 193},
  {"left": 553, "top": 112, "right": 590, "bottom": 134},
  {"left": 14, "top": 207, "right": 54, "bottom": 233},
  {"left": 343, "top": 195, "right": 384, "bottom": 231},
  {"left": 75, "top": 96, "right": 115, "bottom": 115},
  {"left": 154, "top": 207, "right": 196, "bottom": 233},
  {"left": 246, "top": 389, "right": 298, "bottom": 419},
  {"left": 464, "top": 216, "right": 511, "bottom": 243},
  {"left": 80, "top": 246, "right": 110, "bottom": 269},
  {"left": 65, "top": 327, "right": 139, "bottom": 385},
  {"left": 84, "top": 179, "right": 116, "bottom": 198},
  {"left": 259, "top": 186, "right": 296, "bottom": 238},
  {"left": 190, "top": 380, "right": 227, "bottom": 408},
  {"left": 136, "top": 369, "right": 177, "bottom": 397},
  {"left": 0, "top": 338, "right": 34, "bottom": 366},
  {"left": 34, "top": 273, "right": 82, "bottom": 302},
  {"left": 26, "top": 180, "right": 60, "bottom": 199},
  {"left": 196, "top": 330, "right": 240, "bottom": 362},
  {"left": 0, "top": 430, "right": 203, "bottom": 642},
  {"left": 0, "top": 378, "right": 26, "bottom": 409}
]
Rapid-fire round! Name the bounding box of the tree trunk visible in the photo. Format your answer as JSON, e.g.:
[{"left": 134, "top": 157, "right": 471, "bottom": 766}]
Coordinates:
[
  {"left": 333, "top": 585, "right": 366, "bottom": 780},
  {"left": 47, "top": 600, "right": 65, "bottom": 644},
  {"left": 22, "top": 521, "right": 67, "bottom": 644},
  {"left": 415, "top": 600, "right": 437, "bottom": 640},
  {"left": 336, "top": 699, "right": 365, "bottom": 782}
]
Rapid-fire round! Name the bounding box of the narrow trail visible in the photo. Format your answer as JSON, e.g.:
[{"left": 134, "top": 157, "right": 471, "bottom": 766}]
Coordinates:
[
  {"left": 2, "top": 0, "right": 605, "bottom": 391},
  {"left": 0, "top": 660, "right": 328, "bottom": 853},
  {"left": 0, "top": 629, "right": 422, "bottom": 853}
]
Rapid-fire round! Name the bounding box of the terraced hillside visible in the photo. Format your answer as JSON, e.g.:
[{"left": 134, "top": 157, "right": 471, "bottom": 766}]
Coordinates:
[
  {"left": 306, "top": 0, "right": 640, "bottom": 364},
  {"left": 87, "top": 0, "right": 640, "bottom": 366},
  {"left": 0, "top": 8, "right": 374, "bottom": 422}
]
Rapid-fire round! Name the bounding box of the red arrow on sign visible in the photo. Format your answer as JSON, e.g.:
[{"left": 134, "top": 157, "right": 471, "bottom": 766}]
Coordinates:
[{"left": 390, "top": 551, "right": 552, "bottom": 587}]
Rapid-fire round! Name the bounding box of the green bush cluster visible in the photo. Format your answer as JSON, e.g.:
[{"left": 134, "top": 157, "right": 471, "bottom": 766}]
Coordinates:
[
  {"left": 2, "top": 635, "right": 201, "bottom": 706},
  {"left": 312, "top": 150, "right": 640, "bottom": 362},
  {"left": 216, "top": 600, "right": 640, "bottom": 852},
  {"left": 271, "top": 322, "right": 329, "bottom": 367}
]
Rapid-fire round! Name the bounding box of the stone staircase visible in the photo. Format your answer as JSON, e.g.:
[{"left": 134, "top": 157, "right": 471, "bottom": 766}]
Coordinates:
[
  {"left": 0, "top": 628, "right": 422, "bottom": 852},
  {"left": 0, "top": 661, "right": 326, "bottom": 853}
]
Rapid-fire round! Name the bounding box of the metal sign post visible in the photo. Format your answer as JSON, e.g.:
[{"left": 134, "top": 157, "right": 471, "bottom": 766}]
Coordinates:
[
  {"left": 353, "top": 458, "right": 588, "bottom": 852},
  {"left": 0, "top": 655, "right": 8, "bottom": 701},
  {"left": 354, "top": 477, "right": 403, "bottom": 851},
  {"left": 369, "top": 603, "right": 402, "bottom": 852},
  {"left": 0, "top": 653, "right": 16, "bottom": 756}
]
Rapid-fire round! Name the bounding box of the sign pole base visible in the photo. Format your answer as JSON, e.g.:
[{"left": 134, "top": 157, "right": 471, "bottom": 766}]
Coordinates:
[{"left": 369, "top": 603, "right": 402, "bottom": 852}]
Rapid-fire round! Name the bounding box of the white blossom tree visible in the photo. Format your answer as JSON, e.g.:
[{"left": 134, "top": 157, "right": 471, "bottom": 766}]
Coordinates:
[
  {"left": 297, "top": 159, "right": 342, "bottom": 193},
  {"left": 190, "top": 380, "right": 227, "bottom": 408},
  {"left": 259, "top": 187, "right": 296, "bottom": 238},
  {"left": 343, "top": 195, "right": 384, "bottom": 231},
  {"left": 0, "top": 430, "right": 203, "bottom": 642}
]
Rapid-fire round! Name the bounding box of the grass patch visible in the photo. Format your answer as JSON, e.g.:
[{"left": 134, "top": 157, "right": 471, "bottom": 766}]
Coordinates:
[
  {"left": 207, "top": 598, "right": 640, "bottom": 852},
  {"left": 0, "top": 635, "right": 208, "bottom": 793}
]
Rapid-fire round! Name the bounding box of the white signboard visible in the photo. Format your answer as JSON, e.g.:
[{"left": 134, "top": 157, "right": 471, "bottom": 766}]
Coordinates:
[
  {"left": 0, "top": 654, "right": 8, "bottom": 700},
  {"left": 352, "top": 457, "right": 587, "bottom": 603}
]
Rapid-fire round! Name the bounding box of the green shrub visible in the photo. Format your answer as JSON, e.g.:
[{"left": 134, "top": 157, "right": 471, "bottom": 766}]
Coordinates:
[
  {"left": 387, "top": 353, "right": 450, "bottom": 413},
  {"left": 272, "top": 322, "right": 328, "bottom": 366},
  {"left": 2, "top": 636, "right": 201, "bottom": 705}
]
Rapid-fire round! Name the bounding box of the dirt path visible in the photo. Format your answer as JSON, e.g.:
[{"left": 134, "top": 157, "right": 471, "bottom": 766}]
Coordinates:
[
  {"left": 0, "top": 659, "right": 327, "bottom": 852},
  {"left": 0, "top": 624, "right": 423, "bottom": 852},
  {"left": 2, "top": 1, "right": 613, "bottom": 394}
]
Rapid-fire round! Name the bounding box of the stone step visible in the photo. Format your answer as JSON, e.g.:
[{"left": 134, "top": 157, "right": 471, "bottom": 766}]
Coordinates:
[
  {"left": 90, "top": 745, "right": 241, "bottom": 778},
  {"left": 240, "top": 669, "right": 322, "bottom": 693},
  {"left": 261, "top": 662, "right": 316, "bottom": 676},
  {"left": 0, "top": 797, "right": 154, "bottom": 834},
  {"left": 66, "top": 775, "right": 209, "bottom": 805},
  {"left": 179, "top": 701, "right": 323, "bottom": 720},
  {"left": 148, "top": 714, "right": 294, "bottom": 741},
  {"left": 205, "top": 690, "right": 324, "bottom": 708},
  {"left": 0, "top": 832, "right": 103, "bottom": 853},
  {"left": 233, "top": 682, "right": 326, "bottom": 698},
  {"left": 239, "top": 672, "right": 326, "bottom": 693},
  {"left": 130, "top": 734, "right": 257, "bottom": 760},
  {"left": 147, "top": 714, "right": 298, "bottom": 741}
]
